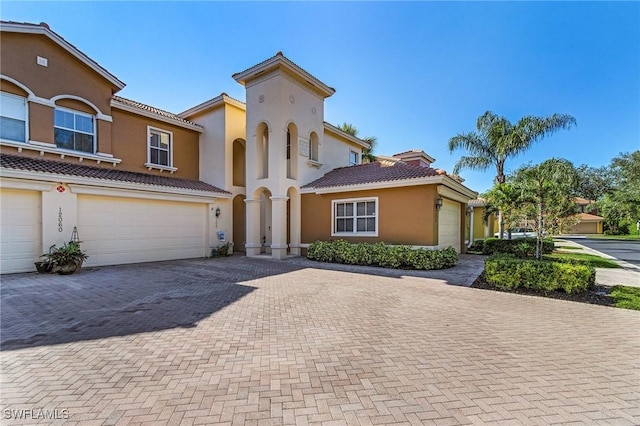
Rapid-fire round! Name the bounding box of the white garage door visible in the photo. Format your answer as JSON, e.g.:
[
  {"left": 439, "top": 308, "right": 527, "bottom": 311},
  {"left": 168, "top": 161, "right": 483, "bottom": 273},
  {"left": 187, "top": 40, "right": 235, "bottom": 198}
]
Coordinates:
[
  {"left": 438, "top": 199, "right": 461, "bottom": 253},
  {"left": 0, "top": 189, "right": 41, "bottom": 273},
  {"left": 78, "top": 195, "right": 207, "bottom": 266}
]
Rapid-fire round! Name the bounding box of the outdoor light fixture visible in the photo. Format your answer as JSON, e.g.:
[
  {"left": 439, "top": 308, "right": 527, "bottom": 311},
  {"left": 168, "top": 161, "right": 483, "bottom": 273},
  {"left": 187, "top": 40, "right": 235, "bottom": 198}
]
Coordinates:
[
  {"left": 215, "top": 207, "right": 221, "bottom": 218},
  {"left": 435, "top": 197, "right": 443, "bottom": 210}
]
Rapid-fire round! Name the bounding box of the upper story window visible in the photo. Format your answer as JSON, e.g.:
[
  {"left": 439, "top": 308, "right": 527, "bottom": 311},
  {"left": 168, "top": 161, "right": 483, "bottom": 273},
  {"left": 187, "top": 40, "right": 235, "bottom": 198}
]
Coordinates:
[
  {"left": 309, "top": 133, "right": 319, "bottom": 162},
  {"left": 148, "top": 127, "right": 172, "bottom": 167},
  {"left": 0, "top": 92, "right": 27, "bottom": 143},
  {"left": 54, "top": 107, "right": 95, "bottom": 153},
  {"left": 332, "top": 197, "right": 378, "bottom": 236},
  {"left": 349, "top": 150, "right": 360, "bottom": 166}
]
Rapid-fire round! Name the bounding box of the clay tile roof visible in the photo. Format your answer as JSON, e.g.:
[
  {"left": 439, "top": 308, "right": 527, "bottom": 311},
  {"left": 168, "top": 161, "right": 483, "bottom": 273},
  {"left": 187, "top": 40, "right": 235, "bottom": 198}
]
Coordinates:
[
  {"left": 574, "top": 197, "right": 594, "bottom": 205},
  {"left": 468, "top": 198, "right": 486, "bottom": 207},
  {"left": 302, "top": 161, "right": 440, "bottom": 189},
  {"left": 111, "top": 96, "right": 202, "bottom": 128},
  {"left": 0, "top": 153, "right": 229, "bottom": 195}
]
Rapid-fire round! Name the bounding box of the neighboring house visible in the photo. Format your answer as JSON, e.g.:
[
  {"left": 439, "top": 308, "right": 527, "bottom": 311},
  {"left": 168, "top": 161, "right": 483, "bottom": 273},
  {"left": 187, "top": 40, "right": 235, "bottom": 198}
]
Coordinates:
[
  {"left": 468, "top": 198, "right": 496, "bottom": 245},
  {"left": 566, "top": 198, "right": 603, "bottom": 234},
  {"left": 0, "top": 21, "right": 477, "bottom": 273}
]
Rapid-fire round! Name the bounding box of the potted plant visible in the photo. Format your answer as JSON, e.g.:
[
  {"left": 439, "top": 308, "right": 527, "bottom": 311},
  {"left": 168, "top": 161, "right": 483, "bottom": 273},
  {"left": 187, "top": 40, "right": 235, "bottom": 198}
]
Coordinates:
[{"left": 40, "top": 242, "right": 89, "bottom": 275}]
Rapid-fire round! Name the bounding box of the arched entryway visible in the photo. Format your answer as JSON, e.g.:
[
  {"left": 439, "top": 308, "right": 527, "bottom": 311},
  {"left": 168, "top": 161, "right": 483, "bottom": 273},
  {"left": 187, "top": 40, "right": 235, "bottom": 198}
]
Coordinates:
[
  {"left": 286, "top": 186, "right": 300, "bottom": 255},
  {"left": 232, "top": 138, "right": 246, "bottom": 187}
]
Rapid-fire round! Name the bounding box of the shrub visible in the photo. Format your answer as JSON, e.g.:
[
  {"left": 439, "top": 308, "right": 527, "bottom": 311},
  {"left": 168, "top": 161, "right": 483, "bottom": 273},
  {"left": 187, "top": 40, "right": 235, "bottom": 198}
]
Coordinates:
[
  {"left": 482, "top": 237, "right": 554, "bottom": 257},
  {"left": 307, "top": 240, "right": 457, "bottom": 270},
  {"left": 484, "top": 255, "right": 595, "bottom": 294}
]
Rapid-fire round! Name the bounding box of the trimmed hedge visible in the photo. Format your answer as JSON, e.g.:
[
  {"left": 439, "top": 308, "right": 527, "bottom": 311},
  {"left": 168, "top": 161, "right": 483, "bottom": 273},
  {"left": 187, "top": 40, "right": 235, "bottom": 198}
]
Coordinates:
[
  {"left": 484, "top": 254, "right": 595, "bottom": 294},
  {"left": 307, "top": 240, "right": 458, "bottom": 270},
  {"left": 482, "top": 237, "right": 554, "bottom": 257}
]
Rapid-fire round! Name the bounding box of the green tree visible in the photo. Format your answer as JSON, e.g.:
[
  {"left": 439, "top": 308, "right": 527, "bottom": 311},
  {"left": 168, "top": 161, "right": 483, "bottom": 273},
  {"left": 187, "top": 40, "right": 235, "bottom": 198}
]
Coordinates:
[
  {"left": 338, "top": 122, "right": 377, "bottom": 163},
  {"left": 511, "top": 159, "right": 579, "bottom": 258},
  {"left": 575, "top": 164, "right": 614, "bottom": 203},
  {"left": 600, "top": 151, "right": 640, "bottom": 234}
]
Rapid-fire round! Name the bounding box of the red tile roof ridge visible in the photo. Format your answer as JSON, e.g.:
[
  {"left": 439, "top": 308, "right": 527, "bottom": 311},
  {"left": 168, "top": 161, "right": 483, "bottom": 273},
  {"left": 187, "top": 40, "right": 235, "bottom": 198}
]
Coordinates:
[
  {"left": 0, "top": 153, "right": 229, "bottom": 194},
  {"left": 112, "top": 96, "right": 202, "bottom": 127},
  {"left": 302, "top": 161, "right": 442, "bottom": 189}
]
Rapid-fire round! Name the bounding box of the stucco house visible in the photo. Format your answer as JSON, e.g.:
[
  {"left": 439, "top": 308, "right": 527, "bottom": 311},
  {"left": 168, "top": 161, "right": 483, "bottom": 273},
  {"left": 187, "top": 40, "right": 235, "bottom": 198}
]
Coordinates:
[{"left": 0, "top": 21, "right": 477, "bottom": 274}]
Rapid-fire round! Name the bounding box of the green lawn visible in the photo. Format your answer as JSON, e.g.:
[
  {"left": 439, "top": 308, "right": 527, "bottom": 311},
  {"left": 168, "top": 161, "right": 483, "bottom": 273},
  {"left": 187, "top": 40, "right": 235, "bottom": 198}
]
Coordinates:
[
  {"left": 590, "top": 234, "right": 640, "bottom": 240},
  {"left": 609, "top": 286, "right": 640, "bottom": 310},
  {"left": 548, "top": 252, "right": 621, "bottom": 268}
]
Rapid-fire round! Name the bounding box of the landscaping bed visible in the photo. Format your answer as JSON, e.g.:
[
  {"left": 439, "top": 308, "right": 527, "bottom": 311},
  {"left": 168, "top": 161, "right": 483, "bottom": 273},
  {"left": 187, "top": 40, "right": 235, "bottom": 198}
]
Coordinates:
[{"left": 472, "top": 273, "right": 639, "bottom": 310}]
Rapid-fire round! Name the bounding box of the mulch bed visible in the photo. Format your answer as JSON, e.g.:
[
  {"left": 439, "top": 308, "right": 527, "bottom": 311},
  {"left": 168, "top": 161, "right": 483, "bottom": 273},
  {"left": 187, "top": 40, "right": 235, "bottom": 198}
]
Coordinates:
[{"left": 471, "top": 273, "right": 616, "bottom": 308}]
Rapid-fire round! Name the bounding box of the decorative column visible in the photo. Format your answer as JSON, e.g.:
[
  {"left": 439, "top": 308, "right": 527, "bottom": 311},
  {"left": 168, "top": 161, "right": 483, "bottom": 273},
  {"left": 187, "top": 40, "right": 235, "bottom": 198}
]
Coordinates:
[
  {"left": 244, "top": 198, "right": 261, "bottom": 256},
  {"left": 270, "top": 195, "right": 289, "bottom": 259}
]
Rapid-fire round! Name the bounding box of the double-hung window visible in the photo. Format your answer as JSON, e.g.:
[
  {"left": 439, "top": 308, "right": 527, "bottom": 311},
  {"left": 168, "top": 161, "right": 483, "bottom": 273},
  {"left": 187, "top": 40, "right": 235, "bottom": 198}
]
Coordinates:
[
  {"left": 332, "top": 198, "right": 378, "bottom": 236},
  {"left": 0, "top": 92, "right": 27, "bottom": 143},
  {"left": 54, "top": 108, "right": 95, "bottom": 153},
  {"left": 148, "top": 127, "right": 172, "bottom": 167},
  {"left": 349, "top": 150, "right": 360, "bottom": 166}
]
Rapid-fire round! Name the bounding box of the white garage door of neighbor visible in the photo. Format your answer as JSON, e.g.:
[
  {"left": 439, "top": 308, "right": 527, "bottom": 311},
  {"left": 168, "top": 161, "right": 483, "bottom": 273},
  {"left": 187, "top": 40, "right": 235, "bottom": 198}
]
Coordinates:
[
  {"left": 78, "top": 195, "right": 207, "bottom": 266},
  {"left": 1, "top": 189, "right": 42, "bottom": 273},
  {"left": 438, "top": 199, "right": 461, "bottom": 253}
]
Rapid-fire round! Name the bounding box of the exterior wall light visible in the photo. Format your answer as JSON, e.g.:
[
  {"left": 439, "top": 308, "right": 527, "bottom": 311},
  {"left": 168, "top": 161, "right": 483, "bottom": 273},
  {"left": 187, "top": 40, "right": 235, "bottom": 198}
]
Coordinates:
[
  {"left": 215, "top": 207, "right": 221, "bottom": 218},
  {"left": 435, "top": 197, "right": 443, "bottom": 210}
]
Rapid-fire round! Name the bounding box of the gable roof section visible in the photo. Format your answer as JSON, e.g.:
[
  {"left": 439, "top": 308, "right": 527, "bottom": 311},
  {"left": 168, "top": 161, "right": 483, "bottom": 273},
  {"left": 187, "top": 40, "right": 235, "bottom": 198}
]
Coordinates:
[
  {"left": 578, "top": 213, "right": 604, "bottom": 222},
  {"left": 0, "top": 153, "right": 229, "bottom": 195},
  {"left": 111, "top": 96, "right": 203, "bottom": 131},
  {"left": 302, "top": 161, "right": 442, "bottom": 189},
  {"left": 233, "top": 52, "right": 336, "bottom": 98},
  {"left": 1, "top": 21, "right": 125, "bottom": 90}
]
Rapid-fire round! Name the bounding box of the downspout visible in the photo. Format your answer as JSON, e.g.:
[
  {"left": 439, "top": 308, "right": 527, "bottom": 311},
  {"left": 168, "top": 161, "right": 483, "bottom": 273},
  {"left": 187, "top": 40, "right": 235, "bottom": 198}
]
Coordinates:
[{"left": 468, "top": 207, "right": 474, "bottom": 248}]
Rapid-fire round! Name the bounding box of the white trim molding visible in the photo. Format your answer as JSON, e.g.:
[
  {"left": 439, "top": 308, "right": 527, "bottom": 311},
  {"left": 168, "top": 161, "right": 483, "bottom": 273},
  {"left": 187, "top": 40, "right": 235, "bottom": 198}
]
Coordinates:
[
  {"left": 0, "top": 139, "right": 122, "bottom": 165},
  {"left": 0, "top": 177, "right": 53, "bottom": 192},
  {"left": 146, "top": 125, "right": 176, "bottom": 173},
  {"left": 179, "top": 93, "right": 246, "bottom": 118},
  {"left": 51, "top": 94, "right": 112, "bottom": 122}
]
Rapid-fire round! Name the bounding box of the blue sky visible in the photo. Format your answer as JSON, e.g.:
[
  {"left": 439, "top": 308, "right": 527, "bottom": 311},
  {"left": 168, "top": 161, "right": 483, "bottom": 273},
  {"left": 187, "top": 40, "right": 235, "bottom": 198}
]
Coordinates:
[{"left": 3, "top": 2, "right": 638, "bottom": 193}]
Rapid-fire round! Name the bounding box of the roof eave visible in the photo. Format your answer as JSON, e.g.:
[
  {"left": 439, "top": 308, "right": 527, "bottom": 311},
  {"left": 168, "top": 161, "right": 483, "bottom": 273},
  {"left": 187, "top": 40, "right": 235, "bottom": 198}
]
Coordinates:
[
  {"left": 323, "top": 122, "right": 370, "bottom": 149},
  {"left": 179, "top": 94, "right": 246, "bottom": 118}
]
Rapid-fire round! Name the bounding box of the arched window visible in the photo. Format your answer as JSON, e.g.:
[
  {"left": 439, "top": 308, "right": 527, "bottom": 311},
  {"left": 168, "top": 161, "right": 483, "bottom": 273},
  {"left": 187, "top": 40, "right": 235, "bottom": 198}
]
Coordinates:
[
  {"left": 54, "top": 107, "right": 95, "bottom": 153},
  {"left": 256, "top": 123, "right": 269, "bottom": 179}
]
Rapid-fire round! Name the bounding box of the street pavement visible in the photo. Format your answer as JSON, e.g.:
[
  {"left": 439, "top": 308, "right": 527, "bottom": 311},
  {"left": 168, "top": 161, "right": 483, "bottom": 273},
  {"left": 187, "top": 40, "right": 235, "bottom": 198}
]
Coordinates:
[{"left": 1, "top": 255, "right": 639, "bottom": 425}]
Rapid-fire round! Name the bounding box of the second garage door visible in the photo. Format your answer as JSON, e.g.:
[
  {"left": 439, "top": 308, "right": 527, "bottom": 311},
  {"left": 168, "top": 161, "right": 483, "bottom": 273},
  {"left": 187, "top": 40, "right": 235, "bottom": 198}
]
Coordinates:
[
  {"left": 77, "top": 195, "right": 207, "bottom": 266},
  {"left": 0, "top": 189, "right": 41, "bottom": 273},
  {"left": 438, "top": 199, "right": 461, "bottom": 253}
]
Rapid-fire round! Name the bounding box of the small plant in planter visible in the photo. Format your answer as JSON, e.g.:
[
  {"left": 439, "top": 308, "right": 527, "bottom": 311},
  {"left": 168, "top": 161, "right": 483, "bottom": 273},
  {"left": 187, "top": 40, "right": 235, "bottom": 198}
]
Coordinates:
[{"left": 40, "top": 241, "right": 89, "bottom": 275}]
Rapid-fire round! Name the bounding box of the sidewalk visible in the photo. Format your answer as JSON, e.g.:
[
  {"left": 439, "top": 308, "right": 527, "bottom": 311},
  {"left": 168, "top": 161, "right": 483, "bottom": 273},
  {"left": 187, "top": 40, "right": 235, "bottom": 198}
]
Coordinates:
[{"left": 555, "top": 239, "right": 640, "bottom": 288}]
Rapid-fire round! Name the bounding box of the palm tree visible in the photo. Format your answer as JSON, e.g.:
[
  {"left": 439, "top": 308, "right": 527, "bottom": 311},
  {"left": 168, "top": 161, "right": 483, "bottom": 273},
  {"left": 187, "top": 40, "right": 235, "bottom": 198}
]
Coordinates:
[
  {"left": 449, "top": 111, "right": 576, "bottom": 238},
  {"left": 338, "top": 122, "right": 377, "bottom": 163},
  {"left": 448, "top": 111, "right": 576, "bottom": 184}
]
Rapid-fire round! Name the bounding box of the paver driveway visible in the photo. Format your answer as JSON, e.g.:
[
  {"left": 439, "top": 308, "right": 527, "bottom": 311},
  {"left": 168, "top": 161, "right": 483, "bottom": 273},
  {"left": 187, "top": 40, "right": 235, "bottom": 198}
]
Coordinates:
[{"left": 1, "top": 255, "right": 639, "bottom": 425}]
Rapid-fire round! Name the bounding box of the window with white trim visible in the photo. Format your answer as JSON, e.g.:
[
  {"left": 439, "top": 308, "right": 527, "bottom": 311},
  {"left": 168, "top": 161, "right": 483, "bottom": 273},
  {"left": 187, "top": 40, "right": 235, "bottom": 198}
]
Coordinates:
[
  {"left": 54, "top": 107, "right": 95, "bottom": 153},
  {"left": 148, "top": 127, "right": 172, "bottom": 167},
  {"left": 309, "top": 132, "right": 319, "bottom": 162},
  {"left": 349, "top": 150, "right": 360, "bottom": 166},
  {"left": 0, "top": 92, "right": 27, "bottom": 143},
  {"left": 332, "top": 198, "right": 378, "bottom": 236}
]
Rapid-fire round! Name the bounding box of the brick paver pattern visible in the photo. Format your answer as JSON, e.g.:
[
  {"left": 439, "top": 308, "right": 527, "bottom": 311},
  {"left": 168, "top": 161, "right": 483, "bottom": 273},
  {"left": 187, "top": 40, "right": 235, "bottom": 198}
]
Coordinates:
[{"left": 1, "top": 256, "right": 639, "bottom": 425}]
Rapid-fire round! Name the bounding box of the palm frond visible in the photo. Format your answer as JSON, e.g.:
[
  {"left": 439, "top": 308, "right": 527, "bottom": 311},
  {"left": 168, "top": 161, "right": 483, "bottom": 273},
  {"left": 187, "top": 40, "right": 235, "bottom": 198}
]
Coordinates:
[{"left": 452, "top": 155, "right": 492, "bottom": 175}]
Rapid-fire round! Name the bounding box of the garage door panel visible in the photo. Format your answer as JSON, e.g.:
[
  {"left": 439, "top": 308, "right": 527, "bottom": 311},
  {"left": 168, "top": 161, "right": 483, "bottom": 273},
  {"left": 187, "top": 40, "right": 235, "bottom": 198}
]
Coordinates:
[
  {"left": 438, "top": 199, "right": 461, "bottom": 253},
  {"left": 78, "top": 195, "right": 207, "bottom": 267},
  {"left": 1, "top": 189, "right": 41, "bottom": 273}
]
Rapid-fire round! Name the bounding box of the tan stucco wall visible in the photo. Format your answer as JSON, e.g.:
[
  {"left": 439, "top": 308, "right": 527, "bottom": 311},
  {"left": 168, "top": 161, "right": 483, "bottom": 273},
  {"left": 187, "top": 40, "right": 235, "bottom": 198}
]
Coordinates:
[
  {"left": 473, "top": 206, "right": 486, "bottom": 240},
  {"left": 1, "top": 32, "right": 117, "bottom": 113},
  {"left": 29, "top": 102, "right": 54, "bottom": 143},
  {"left": 110, "top": 109, "right": 200, "bottom": 180},
  {"left": 1, "top": 80, "right": 28, "bottom": 97},
  {"left": 301, "top": 186, "right": 439, "bottom": 246},
  {"left": 568, "top": 222, "right": 601, "bottom": 235}
]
